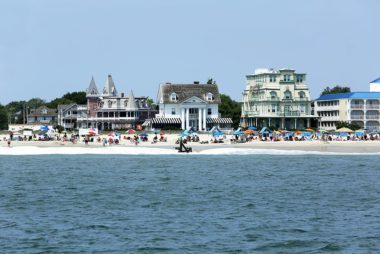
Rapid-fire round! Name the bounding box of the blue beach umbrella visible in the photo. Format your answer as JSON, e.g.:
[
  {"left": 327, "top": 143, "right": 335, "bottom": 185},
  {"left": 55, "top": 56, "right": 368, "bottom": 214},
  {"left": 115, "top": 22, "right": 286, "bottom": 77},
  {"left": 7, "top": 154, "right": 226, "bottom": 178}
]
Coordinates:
[
  {"left": 248, "top": 126, "right": 257, "bottom": 131},
  {"left": 139, "top": 133, "right": 149, "bottom": 137},
  {"left": 178, "top": 132, "right": 189, "bottom": 137},
  {"left": 233, "top": 131, "right": 244, "bottom": 135}
]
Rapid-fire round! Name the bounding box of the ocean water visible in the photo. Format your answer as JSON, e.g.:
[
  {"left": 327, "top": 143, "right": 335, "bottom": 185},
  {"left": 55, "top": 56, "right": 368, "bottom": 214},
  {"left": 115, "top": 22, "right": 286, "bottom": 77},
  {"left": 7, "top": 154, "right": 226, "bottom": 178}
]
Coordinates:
[{"left": 1, "top": 150, "right": 380, "bottom": 253}]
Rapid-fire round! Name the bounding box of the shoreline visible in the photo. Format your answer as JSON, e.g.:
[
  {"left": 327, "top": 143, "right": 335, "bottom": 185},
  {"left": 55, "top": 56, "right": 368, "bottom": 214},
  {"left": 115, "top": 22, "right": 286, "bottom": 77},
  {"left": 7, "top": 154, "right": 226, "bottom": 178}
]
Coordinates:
[{"left": 2, "top": 140, "right": 380, "bottom": 154}]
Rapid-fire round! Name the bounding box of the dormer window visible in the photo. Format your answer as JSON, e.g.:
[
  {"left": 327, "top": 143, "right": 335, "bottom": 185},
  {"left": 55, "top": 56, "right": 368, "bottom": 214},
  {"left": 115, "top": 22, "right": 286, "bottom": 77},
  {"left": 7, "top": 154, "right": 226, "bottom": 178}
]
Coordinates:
[
  {"left": 171, "top": 93, "right": 177, "bottom": 102},
  {"left": 108, "top": 100, "right": 112, "bottom": 108},
  {"left": 207, "top": 93, "right": 214, "bottom": 101},
  {"left": 299, "top": 91, "right": 305, "bottom": 98},
  {"left": 270, "top": 91, "right": 277, "bottom": 99},
  {"left": 41, "top": 108, "right": 48, "bottom": 114}
]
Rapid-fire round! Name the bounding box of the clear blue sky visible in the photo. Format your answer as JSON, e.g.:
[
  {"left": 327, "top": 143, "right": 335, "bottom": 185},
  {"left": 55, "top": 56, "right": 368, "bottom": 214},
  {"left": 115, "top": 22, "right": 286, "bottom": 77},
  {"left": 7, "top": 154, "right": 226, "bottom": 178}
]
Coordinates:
[{"left": 0, "top": 0, "right": 379, "bottom": 104}]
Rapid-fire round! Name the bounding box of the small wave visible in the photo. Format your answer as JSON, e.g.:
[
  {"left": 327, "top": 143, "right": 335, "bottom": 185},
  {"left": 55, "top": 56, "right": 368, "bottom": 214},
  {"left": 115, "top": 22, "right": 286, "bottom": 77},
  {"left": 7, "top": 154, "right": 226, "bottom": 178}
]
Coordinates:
[{"left": 1, "top": 146, "right": 379, "bottom": 156}]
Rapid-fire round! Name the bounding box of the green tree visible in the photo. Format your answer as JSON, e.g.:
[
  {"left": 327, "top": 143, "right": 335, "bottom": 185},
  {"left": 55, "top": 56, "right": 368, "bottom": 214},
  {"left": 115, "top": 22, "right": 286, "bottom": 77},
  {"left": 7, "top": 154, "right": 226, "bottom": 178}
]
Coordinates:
[
  {"left": 321, "top": 86, "right": 351, "bottom": 96},
  {"left": 336, "top": 121, "right": 361, "bottom": 131},
  {"left": 0, "top": 104, "right": 9, "bottom": 130},
  {"left": 62, "top": 91, "right": 87, "bottom": 104},
  {"left": 219, "top": 94, "right": 241, "bottom": 129},
  {"left": 27, "top": 98, "right": 46, "bottom": 109}
]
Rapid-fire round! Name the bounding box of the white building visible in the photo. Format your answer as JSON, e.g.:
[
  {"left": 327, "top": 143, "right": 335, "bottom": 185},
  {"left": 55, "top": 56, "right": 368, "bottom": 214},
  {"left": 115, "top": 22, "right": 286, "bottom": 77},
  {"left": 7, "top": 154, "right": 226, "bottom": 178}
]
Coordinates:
[
  {"left": 241, "top": 68, "right": 314, "bottom": 129},
  {"left": 146, "top": 82, "right": 232, "bottom": 130}
]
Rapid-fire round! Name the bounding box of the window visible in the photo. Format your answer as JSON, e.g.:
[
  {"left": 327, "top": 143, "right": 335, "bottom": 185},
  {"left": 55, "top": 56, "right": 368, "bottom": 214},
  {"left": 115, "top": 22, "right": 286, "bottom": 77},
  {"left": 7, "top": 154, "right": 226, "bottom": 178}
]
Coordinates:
[
  {"left": 270, "top": 91, "right": 277, "bottom": 99},
  {"left": 171, "top": 108, "right": 176, "bottom": 115},
  {"left": 271, "top": 104, "right": 276, "bottom": 112},
  {"left": 208, "top": 108, "right": 212, "bottom": 115},
  {"left": 207, "top": 93, "right": 214, "bottom": 101},
  {"left": 283, "top": 75, "right": 291, "bottom": 82},
  {"left": 284, "top": 91, "right": 292, "bottom": 99},
  {"left": 269, "top": 75, "right": 276, "bottom": 82},
  {"left": 299, "top": 91, "right": 305, "bottom": 98},
  {"left": 296, "top": 75, "right": 303, "bottom": 83},
  {"left": 171, "top": 93, "right": 177, "bottom": 102},
  {"left": 300, "top": 104, "right": 305, "bottom": 113},
  {"left": 108, "top": 100, "right": 112, "bottom": 108}
]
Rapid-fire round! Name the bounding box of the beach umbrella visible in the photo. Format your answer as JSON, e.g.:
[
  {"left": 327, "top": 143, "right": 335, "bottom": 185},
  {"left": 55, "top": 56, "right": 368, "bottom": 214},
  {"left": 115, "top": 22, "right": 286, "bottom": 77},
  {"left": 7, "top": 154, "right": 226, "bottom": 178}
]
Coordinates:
[
  {"left": 139, "top": 133, "right": 149, "bottom": 137},
  {"left": 108, "top": 132, "right": 117, "bottom": 137},
  {"left": 88, "top": 128, "right": 97, "bottom": 135},
  {"left": 126, "top": 129, "right": 135, "bottom": 133},
  {"left": 336, "top": 127, "right": 353, "bottom": 133},
  {"left": 233, "top": 131, "right": 244, "bottom": 135},
  {"left": 178, "top": 132, "right": 189, "bottom": 137},
  {"left": 159, "top": 131, "right": 165, "bottom": 135},
  {"left": 248, "top": 126, "right": 257, "bottom": 130},
  {"left": 305, "top": 128, "right": 315, "bottom": 132},
  {"left": 40, "top": 125, "right": 49, "bottom": 131},
  {"left": 244, "top": 129, "right": 254, "bottom": 135}
]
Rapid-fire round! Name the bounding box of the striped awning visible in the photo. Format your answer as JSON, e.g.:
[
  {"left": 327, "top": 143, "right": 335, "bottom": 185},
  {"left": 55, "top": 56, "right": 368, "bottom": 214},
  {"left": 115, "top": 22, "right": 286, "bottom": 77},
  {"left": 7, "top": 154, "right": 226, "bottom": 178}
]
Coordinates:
[
  {"left": 142, "top": 119, "right": 151, "bottom": 126},
  {"left": 152, "top": 117, "right": 182, "bottom": 124},
  {"left": 206, "top": 118, "right": 233, "bottom": 124}
]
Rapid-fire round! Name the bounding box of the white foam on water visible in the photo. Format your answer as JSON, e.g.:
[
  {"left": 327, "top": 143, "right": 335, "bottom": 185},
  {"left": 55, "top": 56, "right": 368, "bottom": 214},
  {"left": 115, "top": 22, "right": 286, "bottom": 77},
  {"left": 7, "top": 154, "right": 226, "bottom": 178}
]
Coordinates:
[{"left": 1, "top": 146, "right": 379, "bottom": 156}]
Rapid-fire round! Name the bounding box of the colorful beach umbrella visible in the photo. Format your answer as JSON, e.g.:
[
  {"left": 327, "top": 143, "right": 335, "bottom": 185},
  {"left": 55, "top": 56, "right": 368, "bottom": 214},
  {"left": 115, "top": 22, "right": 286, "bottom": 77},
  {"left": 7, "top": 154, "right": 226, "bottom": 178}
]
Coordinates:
[
  {"left": 108, "top": 132, "right": 117, "bottom": 137},
  {"left": 248, "top": 126, "right": 257, "bottom": 130},
  {"left": 244, "top": 129, "right": 254, "bottom": 135},
  {"left": 126, "top": 129, "right": 135, "bottom": 133},
  {"left": 139, "top": 133, "right": 149, "bottom": 137}
]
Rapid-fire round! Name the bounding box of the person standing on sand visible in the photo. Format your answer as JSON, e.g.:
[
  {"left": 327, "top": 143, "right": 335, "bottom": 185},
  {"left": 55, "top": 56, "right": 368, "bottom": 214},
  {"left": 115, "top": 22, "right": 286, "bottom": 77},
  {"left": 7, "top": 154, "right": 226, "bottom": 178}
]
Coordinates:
[{"left": 7, "top": 139, "right": 11, "bottom": 147}]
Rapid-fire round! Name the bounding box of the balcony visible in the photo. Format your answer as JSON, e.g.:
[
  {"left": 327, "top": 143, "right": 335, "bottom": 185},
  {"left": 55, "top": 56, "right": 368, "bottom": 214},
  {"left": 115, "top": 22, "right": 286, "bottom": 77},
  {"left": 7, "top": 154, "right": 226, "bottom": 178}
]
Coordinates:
[
  {"left": 366, "top": 105, "right": 380, "bottom": 109},
  {"left": 351, "top": 115, "right": 364, "bottom": 120},
  {"left": 366, "top": 115, "right": 379, "bottom": 120},
  {"left": 351, "top": 105, "right": 364, "bottom": 109}
]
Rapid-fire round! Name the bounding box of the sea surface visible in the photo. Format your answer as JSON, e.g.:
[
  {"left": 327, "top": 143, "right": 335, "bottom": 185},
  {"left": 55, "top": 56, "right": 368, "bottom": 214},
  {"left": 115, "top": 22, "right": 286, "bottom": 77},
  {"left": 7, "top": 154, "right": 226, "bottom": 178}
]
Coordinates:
[{"left": 1, "top": 151, "right": 380, "bottom": 253}]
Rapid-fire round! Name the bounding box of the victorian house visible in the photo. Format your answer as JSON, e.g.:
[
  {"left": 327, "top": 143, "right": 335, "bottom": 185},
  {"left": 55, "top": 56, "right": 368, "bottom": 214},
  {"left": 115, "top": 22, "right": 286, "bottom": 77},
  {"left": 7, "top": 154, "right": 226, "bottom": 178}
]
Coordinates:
[
  {"left": 58, "top": 75, "right": 155, "bottom": 130},
  {"left": 144, "top": 81, "right": 232, "bottom": 130}
]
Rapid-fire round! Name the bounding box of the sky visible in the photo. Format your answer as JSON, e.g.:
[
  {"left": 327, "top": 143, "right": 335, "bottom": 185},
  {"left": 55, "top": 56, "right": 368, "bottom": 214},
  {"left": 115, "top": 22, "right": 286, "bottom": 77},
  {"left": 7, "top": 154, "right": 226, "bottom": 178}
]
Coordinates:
[{"left": 0, "top": 0, "right": 379, "bottom": 104}]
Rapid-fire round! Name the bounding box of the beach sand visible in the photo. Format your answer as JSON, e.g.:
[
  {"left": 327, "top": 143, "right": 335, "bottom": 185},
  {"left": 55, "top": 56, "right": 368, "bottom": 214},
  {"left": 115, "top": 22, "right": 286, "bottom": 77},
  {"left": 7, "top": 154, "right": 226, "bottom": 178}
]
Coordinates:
[{"left": 2, "top": 133, "right": 380, "bottom": 153}]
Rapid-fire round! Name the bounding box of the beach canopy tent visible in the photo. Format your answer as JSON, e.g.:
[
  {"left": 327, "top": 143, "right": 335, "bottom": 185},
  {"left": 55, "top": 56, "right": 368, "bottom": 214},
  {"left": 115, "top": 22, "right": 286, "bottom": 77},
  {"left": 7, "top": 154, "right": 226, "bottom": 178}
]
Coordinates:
[
  {"left": 284, "top": 132, "right": 294, "bottom": 137},
  {"left": 259, "top": 127, "right": 272, "bottom": 134},
  {"left": 233, "top": 131, "right": 244, "bottom": 135},
  {"left": 248, "top": 126, "right": 257, "bottom": 130},
  {"left": 355, "top": 129, "right": 365, "bottom": 136},
  {"left": 208, "top": 126, "right": 222, "bottom": 133},
  {"left": 40, "top": 125, "right": 49, "bottom": 131},
  {"left": 213, "top": 131, "right": 224, "bottom": 137},
  {"left": 336, "top": 127, "right": 353, "bottom": 133},
  {"left": 338, "top": 132, "right": 349, "bottom": 137},
  {"left": 178, "top": 132, "right": 189, "bottom": 137}
]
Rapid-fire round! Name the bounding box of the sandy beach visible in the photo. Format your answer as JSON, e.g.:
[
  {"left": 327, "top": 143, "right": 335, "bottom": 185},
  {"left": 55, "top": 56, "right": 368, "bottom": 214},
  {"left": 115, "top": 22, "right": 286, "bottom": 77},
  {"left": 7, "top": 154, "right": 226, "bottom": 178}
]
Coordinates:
[{"left": 2, "top": 133, "right": 380, "bottom": 154}]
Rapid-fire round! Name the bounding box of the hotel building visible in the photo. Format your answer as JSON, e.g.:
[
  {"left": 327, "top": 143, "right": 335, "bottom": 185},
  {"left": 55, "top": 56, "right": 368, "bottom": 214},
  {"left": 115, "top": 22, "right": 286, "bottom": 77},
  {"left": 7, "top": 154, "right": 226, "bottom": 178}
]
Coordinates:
[{"left": 241, "top": 68, "right": 314, "bottom": 129}]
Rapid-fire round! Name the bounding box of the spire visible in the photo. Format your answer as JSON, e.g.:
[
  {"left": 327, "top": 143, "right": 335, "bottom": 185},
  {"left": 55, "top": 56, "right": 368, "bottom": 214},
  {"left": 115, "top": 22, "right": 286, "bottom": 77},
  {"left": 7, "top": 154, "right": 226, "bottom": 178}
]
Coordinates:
[
  {"left": 126, "top": 90, "right": 138, "bottom": 110},
  {"left": 86, "top": 76, "right": 99, "bottom": 97},
  {"left": 102, "top": 74, "right": 118, "bottom": 96}
]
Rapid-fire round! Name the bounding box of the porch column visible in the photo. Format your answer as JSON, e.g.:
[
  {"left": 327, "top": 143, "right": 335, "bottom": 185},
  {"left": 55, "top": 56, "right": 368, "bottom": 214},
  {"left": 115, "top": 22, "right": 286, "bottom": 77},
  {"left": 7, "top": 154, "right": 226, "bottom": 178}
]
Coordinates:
[
  {"left": 186, "top": 108, "right": 190, "bottom": 130},
  {"left": 307, "top": 118, "right": 310, "bottom": 128},
  {"left": 269, "top": 118, "right": 271, "bottom": 127},
  {"left": 203, "top": 108, "right": 207, "bottom": 130},
  {"left": 294, "top": 118, "right": 297, "bottom": 129},
  {"left": 181, "top": 108, "right": 185, "bottom": 130},
  {"left": 198, "top": 108, "right": 202, "bottom": 131},
  {"left": 282, "top": 118, "right": 285, "bottom": 129}
]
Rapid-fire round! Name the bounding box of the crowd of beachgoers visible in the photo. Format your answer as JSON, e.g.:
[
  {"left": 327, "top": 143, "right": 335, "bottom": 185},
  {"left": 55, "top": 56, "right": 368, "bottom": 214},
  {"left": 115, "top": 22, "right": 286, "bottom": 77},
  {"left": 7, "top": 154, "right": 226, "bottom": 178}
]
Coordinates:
[{"left": 2, "top": 127, "right": 380, "bottom": 148}]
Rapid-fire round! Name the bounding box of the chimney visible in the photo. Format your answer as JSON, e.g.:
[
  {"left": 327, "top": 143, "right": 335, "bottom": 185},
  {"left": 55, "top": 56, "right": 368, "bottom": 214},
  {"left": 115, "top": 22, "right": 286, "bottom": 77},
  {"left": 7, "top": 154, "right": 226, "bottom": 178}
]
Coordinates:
[
  {"left": 121, "top": 92, "right": 124, "bottom": 97},
  {"left": 194, "top": 81, "right": 200, "bottom": 84}
]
